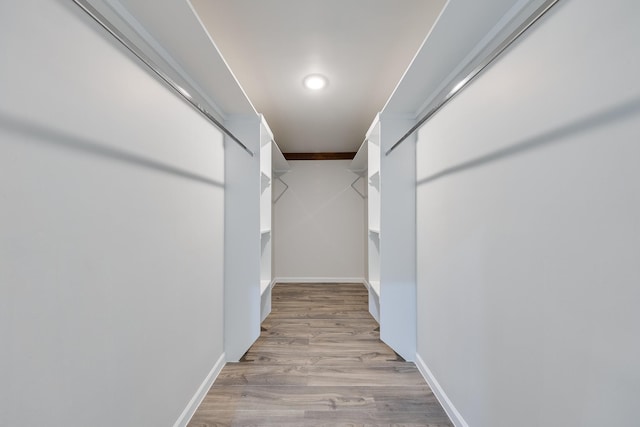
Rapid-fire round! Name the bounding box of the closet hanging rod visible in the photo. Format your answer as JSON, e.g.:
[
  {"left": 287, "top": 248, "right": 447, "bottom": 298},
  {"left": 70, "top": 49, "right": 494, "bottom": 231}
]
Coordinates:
[
  {"left": 385, "top": 0, "right": 559, "bottom": 156},
  {"left": 73, "top": 0, "right": 254, "bottom": 157}
]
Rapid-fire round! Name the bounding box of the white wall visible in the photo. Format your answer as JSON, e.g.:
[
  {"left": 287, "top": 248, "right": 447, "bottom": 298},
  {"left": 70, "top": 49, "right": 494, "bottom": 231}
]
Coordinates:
[
  {"left": 223, "top": 117, "right": 261, "bottom": 362},
  {"left": 0, "top": 2, "right": 225, "bottom": 426},
  {"left": 378, "top": 117, "right": 417, "bottom": 361},
  {"left": 415, "top": 0, "right": 640, "bottom": 426},
  {"left": 274, "top": 160, "right": 365, "bottom": 282}
]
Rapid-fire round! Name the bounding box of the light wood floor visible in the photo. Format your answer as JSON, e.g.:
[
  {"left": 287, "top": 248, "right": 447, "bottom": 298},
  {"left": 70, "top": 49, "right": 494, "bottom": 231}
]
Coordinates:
[{"left": 188, "top": 283, "right": 452, "bottom": 427}]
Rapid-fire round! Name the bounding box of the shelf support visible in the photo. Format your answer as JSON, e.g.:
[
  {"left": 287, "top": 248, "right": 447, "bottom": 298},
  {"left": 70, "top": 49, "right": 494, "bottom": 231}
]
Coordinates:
[
  {"left": 273, "top": 174, "right": 289, "bottom": 204},
  {"left": 350, "top": 175, "right": 366, "bottom": 199}
]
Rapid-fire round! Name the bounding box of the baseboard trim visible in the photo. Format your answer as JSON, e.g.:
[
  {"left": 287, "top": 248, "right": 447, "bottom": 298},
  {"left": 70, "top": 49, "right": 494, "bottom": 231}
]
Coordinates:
[
  {"left": 173, "top": 352, "right": 226, "bottom": 427},
  {"left": 274, "top": 277, "right": 367, "bottom": 284},
  {"left": 415, "top": 353, "right": 469, "bottom": 427}
]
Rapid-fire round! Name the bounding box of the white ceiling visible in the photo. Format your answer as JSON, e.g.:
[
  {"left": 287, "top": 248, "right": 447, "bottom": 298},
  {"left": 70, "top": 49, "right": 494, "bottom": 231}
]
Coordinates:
[
  {"left": 189, "top": 0, "right": 447, "bottom": 153},
  {"left": 89, "top": 0, "right": 534, "bottom": 155}
]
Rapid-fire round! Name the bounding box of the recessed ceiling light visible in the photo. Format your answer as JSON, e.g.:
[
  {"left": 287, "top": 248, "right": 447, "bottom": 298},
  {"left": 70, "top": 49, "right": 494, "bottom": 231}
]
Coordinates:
[{"left": 303, "top": 74, "right": 328, "bottom": 91}]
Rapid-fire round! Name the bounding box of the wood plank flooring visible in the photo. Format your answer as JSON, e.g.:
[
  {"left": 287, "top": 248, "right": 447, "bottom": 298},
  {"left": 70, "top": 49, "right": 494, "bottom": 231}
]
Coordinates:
[{"left": 188, "top": 283, "right": 452, "bottom": 427}]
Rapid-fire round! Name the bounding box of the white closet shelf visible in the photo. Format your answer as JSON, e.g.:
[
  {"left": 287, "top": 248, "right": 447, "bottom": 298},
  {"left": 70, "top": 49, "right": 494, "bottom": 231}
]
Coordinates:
[
  {"left": 369, "top": 228, "right": 380, "bottom": 236},
  {"left": 260, "top": 279, "right": 271, "bottom": 295},
  {"left": 272, "top": 140, "right": 290, "bottom": 172},
  {"left": 368, "top": 280, "right": 380, "bottom": 296},
  {"left": 261, "top": 172, "right": 271, "bottom": 192},
  {"left": 350, "top": 139, "right": 368, "bottom": 172},
  {"left": 261, "top": 229, "right": 271, "bottom": 236},
  {"left": 368, "top": 171, "right": 380, "bottom": 188}
]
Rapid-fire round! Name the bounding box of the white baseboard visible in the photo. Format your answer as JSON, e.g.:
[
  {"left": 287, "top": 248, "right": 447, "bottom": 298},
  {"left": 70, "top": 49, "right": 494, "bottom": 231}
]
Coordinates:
[
  {"left": 274, "top": 276, "right": 367, "bottom": 284},
  {"left": 415, "top": 353, "right": 469, "bottom": 427},
  {"left": 173, "top": 352, "right": 226, "bottom": 427}
]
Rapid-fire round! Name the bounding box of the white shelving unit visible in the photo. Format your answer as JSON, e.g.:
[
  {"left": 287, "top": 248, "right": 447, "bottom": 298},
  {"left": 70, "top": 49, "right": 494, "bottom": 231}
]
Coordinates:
[
  {"left": 272, "top": 140, "right": 290, "bottom": 175},
  {"left": 259, "top": 117, "right": 289, "bottom": 322},
  {"left": 349, "top": 140, "right": 368, "bottom": 175},
  {"left": 223, "top": 115, "right": 262, "bottom": 362},
  {"left": 260, "top": 226, "right": 271, "bottom": 296},
  {"left": 259, "top": 118, "right": 273, "bottom": 321},
  {"left": 352, "top": 113, "right": 417, "bottom": 361},
  {"left": 366, "top": 119, "right": 381, "bottom": 321}
]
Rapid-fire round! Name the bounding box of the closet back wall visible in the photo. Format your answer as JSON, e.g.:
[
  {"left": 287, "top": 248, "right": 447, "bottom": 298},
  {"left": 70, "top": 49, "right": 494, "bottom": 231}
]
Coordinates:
[{"left": 274, "top": 160, "right": 365, "bottom": 283}]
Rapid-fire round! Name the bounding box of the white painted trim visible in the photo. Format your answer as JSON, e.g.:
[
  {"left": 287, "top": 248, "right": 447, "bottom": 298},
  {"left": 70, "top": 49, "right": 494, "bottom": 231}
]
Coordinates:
[
  {"left": 274, "top": 277, "right": 367, "bottom": 285},
  {"left": 173, "top": 352, "right": 226, "bottom": 427},
  {"left": 415, "top": 353, "right": 469, "bottom": 427}
]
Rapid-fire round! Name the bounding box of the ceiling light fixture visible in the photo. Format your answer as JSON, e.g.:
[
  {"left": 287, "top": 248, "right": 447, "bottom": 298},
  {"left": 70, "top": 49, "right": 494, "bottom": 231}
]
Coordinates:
[{"left": 303, "top": 74, "right": 328, "bottom": 91}]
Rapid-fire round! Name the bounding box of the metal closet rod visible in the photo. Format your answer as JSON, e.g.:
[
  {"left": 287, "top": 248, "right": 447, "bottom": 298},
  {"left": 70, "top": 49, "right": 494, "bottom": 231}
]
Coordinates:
[
  {"left": 73, "top": 0, "right": 254, "bottom": 157},
  {"left": 385, "top": 0, "right": 560, "bottom": 156}
]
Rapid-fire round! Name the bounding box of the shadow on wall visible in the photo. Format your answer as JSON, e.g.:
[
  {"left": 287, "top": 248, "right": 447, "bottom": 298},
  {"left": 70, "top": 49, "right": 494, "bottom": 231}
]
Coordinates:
[
  {"left": 416, "top": 97, "right": 640, "bottom": 186},
  {"left": 0, "top": 113, "right": 224, "bottom": 188}
]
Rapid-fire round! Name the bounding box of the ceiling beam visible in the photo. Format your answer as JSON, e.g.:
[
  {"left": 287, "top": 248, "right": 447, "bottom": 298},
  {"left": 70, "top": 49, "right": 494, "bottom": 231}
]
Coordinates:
[{"left": 283, "top": 152, "right": 356, "bottom": 160}]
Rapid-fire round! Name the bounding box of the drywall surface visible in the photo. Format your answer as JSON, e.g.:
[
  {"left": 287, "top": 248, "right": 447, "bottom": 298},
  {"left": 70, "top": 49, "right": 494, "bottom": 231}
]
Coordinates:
[
  {"left": 0, "top": 1, "right": 225, "bottom": 426},
  {"left": 415, "top": 0, "right": 640, "bottom": 426},
  {"left": 274, "top": 160, "right": 365, "bottom": 282},
  {"left": 223, "top": 117, "right": 261, "bottom": 362}
]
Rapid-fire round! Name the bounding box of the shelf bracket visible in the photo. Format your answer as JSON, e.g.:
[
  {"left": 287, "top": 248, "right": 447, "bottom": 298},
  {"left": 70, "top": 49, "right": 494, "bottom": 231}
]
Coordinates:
[
  {"left": 350, "top": 175, "right": 366, "bottom": 199},
  {"left": 273, "top": 174, "right": 289, "bottom": 204}
]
